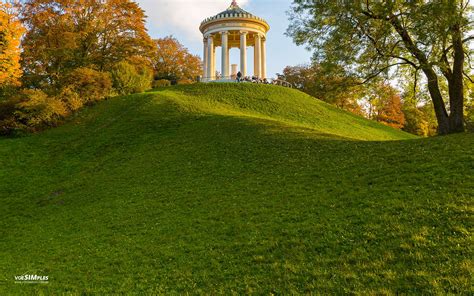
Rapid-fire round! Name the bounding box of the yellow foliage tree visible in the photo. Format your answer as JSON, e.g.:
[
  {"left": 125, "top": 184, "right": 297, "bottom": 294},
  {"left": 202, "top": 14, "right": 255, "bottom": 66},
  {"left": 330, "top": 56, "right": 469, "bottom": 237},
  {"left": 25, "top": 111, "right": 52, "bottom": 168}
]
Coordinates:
[
  {"left": 153, "top": 37, "right": 202, "bottom": 84},
  {"left": 0, "top": 2, "right": 23, "bottom": 87}
]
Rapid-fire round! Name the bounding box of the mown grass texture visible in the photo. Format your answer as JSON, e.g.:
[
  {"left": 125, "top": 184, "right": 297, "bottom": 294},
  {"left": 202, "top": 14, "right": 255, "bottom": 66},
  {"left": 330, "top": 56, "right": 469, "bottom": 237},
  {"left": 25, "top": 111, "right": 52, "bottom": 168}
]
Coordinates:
[{"left": 0, "top": 83, "right": 472, "bottom": 294}]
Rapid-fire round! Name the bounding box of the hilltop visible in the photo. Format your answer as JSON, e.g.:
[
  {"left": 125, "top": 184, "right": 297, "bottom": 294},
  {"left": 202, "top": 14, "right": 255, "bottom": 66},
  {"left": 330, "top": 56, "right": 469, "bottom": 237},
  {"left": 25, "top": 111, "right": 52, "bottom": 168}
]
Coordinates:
[
  {"left": 145, "top": 83, "right": 414, "bottom": 141},
  {"left": 0, "top": 84, "right": 471, "bottom": 294}
]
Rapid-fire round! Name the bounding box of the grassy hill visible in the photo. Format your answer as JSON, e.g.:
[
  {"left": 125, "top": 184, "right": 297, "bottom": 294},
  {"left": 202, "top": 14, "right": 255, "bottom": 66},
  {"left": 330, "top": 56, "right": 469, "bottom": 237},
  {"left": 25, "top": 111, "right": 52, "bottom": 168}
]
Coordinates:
[{"left": 0, "top": 84, "right": 472, "bottom": 294}]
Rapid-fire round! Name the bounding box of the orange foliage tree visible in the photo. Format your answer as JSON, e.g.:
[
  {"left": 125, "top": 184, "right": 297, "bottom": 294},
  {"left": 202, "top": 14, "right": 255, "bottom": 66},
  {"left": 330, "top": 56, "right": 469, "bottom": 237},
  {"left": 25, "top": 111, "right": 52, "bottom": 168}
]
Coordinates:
[
  {"left": 20, "top": 0, "right": 155, "bottom": 88},
  {"left": 153, "top": 36, "right": 202, "bottom": 84},
  {"left": 0, "top": 2, "right": 24, "bottom": 88},
  {"left": 367, "top": 84, "right": 406, "bottom": 129},
  {"left": 377, "top": 94, "right": 406, "bottom": 129}
]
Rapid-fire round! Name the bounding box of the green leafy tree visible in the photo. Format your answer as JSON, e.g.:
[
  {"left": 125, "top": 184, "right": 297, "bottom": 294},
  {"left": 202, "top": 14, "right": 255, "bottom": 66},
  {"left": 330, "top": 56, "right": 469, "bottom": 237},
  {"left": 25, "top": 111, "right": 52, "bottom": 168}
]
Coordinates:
[
  {"left": 402, "top": 104, "right": 437, "bottom": 137},
  {"left": 400, "top": 71, "right": 438, "bottom": 136},
  {"left": 287, "top": 0, "right": 473, "bottom": 135},
  {"left": 279, "top": 64, "right": 365, "bottom": 115},
  {"left": 465, "top": 81, "right": 474, "bottom": 131},
  {"left": 111, "top": 61, "right": 152, "bottom": 95}
]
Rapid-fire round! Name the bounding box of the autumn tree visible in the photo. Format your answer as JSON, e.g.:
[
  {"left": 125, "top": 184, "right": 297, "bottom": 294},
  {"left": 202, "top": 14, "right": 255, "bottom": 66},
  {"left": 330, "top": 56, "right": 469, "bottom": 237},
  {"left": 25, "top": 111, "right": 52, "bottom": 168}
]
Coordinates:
[
  {"left": 287, "top": 1, "right": 473, "bottom": 135},
  {"left": 153, "top": 36, "right": 202, "bottom": 84},
  {"left": 376, "top": 90, "right": 405, "bottom": 130},
  {"left": 279, "top": 64, "right": 364, "bottom": 115},
  {"left": 362, "top": 83, "right": 405, "bottom": 129},
  {"left": 0, "top": 2, "right": 24, "bottom": 90},
  {"left": 20, "top": 0, "right": 155, "bottom": 88}
]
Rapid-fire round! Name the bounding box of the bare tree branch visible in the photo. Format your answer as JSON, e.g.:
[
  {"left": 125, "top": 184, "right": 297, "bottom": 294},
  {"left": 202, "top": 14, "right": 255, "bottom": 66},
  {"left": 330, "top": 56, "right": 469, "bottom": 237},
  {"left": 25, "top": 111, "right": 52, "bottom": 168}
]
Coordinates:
[
  {"left": 443, "top": 36, "right": 474, "bottom": 54},
  {"left": 360, "top": 62, "right": 412, "bottom": 84},
  {"left": 413, "top": 68, "right": 419, "bottom": 105},
  {"left": 358, "top": 21, "right": 419, "bottom": 69},
  {"left": 464, "top": 71, "right": 474, "bottom": 83},
  {"left": 465, "top": 49, "right": 474, "bottom": 70},
  {"left": 462, "top": 0, "right": 471, "bottom": 12}
]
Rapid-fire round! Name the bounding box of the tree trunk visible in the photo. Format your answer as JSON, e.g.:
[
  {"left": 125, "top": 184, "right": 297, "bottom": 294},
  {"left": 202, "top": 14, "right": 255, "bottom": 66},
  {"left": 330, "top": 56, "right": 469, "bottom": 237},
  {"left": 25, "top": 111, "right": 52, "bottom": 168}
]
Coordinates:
[
  {"left": 422, "top": 69, "right": 450, "bottom": 135},
  {"left": 389, "top": 17, "right": 461, "bottom": 135},
  {"left": 447, "top": 24, "right": 465, "bottom": 133}
]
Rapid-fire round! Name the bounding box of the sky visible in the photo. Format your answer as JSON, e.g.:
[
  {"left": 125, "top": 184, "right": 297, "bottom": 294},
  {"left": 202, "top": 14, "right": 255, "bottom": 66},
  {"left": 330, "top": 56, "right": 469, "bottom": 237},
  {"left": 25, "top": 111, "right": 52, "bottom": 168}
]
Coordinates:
[{"left": 136, "top": 0, "right": 313, "bottom": 78}]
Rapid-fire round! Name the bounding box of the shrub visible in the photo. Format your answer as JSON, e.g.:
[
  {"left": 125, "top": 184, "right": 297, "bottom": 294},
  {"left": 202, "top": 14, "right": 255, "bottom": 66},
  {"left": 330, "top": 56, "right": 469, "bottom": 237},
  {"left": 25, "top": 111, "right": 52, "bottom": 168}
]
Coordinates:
[
  {"left": 14, "top": 89, "right": 68, "bottom": 131},
  {"left": 62, "top": 68, "right": 112, "bottom": 103},
  {"left": 0, "top": 95, "right": 18, "bottom": 121},
  {"left": 0, "top": 116, "right": 22, "bottom": 135},
  {"left": 134, "top": 66, "right": 153, "bottom": 93},
  {"left": 128, "top": 57, "right": 154, "bottom": 93},
  {"left": 1, "top": 68, "right": 114, "bottom": 135},
  {"left": 57, "top": 86, "right": 83, "bottom": 112},
  {"left": 0, "top": 85, "right": 19, "bottom": 102},
  {"left": 177, "top": 79, "right": 194, "bottom": 85},
  {"left": 153, "top": 79, "right": 171, "bottom": 88},
  {"left": 110, "top": 61, "right": 153, "bottom": 95},
  {"left": 0, "top": 96, "right": 21, "bottom": 135}
]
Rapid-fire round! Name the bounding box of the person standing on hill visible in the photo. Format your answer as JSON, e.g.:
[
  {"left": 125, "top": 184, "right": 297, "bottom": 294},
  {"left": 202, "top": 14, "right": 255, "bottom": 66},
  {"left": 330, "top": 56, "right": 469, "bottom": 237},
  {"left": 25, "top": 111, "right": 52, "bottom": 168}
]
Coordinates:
[{"left": 237, "top": 71, "right": 242, "bottom": 82}]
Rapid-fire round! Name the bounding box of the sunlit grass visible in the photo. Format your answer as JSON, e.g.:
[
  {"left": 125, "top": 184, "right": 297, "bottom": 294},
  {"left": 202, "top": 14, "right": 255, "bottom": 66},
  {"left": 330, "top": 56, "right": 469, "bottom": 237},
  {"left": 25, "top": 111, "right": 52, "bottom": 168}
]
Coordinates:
[{"left": 0, "top": 84, "right": 471, "bottom": 294}]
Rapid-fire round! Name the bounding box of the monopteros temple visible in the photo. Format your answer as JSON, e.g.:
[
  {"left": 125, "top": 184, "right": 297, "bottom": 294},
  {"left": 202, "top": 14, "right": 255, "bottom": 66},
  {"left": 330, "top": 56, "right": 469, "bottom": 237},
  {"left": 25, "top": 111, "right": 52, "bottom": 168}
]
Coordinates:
[{"left": 200, "top": 0, "right": 270, "bottom": 82}]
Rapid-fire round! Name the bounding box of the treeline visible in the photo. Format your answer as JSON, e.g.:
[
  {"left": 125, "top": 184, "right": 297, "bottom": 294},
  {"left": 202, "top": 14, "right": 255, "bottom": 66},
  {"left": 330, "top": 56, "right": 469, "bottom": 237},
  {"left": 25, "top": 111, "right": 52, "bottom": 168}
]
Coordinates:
[
  {"left": 279, "top": 64, "right": 473, "bottom": 136},
  {"left": 0, "top": 0, "right": 201, "bottom": 135},
  {"left": 286, "top": 1, "right": 473, "bottom": 135}
]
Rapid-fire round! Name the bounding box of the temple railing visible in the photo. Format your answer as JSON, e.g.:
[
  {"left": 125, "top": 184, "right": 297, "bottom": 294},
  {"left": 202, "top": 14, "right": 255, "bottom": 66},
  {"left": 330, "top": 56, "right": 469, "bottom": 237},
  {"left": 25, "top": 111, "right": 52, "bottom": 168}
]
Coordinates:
[
  {"left": 200, "top": 76, "right": 293, "bottom": 88},
  {"left": 270, "top": 79, "right": 293, "bottom": 88}
]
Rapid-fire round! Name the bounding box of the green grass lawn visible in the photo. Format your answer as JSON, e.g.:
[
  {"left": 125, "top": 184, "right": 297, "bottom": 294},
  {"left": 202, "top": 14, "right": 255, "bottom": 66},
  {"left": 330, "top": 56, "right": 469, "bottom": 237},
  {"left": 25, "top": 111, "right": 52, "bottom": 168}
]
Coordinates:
[{"left": 0, "top": 84, "right": 472, "bottom": 294}]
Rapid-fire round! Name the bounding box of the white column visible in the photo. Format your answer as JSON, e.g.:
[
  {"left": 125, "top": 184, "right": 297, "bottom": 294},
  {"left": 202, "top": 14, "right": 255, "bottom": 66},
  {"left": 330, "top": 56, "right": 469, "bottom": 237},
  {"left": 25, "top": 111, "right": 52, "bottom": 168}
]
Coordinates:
[
  {"left": 261, "top": 36, "right": 267, "bottom": 79},
  {"left": 254, "top": 34, "right": 261, "bottom": 78},
  {"left": 240, "top": 31, "right": 247, "bottom": 77},
  {"left": 207, "top": 35, "right": 214, "bottom": 80},
  {"left": 221, "top": 31, "right": 229, "bottom": 79},
  {"left": 212, "top": 46, "right": 216, "bottom": 80},
  {"left": 203, "top": 38, "right": 208, "bottom": 81},
  {"left": 227, "top": 47, "right": 230, "bottom": 77}
]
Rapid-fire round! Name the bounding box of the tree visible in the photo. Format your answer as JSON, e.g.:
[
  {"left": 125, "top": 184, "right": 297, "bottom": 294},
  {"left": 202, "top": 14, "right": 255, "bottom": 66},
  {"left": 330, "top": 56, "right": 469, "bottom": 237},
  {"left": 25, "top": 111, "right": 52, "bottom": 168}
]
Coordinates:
[
  {"left": 402, "top": 104, "right": 437, "bottom": 137},
  {"left": 363, "top": 83, "right": 405, "bottom": 129},
  {"left": 279, "top": 64, "right": 364, "bottom": 115},
  {"left": 287, "top": 1, "right": 473, "bottom": 135},
  {"left": 61, "top": 67, "right": 113, "bottom": 103},
  {"left": 0, "top": 2, "right": 24, "bottom": 89},
  {"left": 19, "top": 0, "right": 155, "bottom": 88},
  {"left": 153, "top": 36, "right": 202, "bottom": 84},
  {"left": 399, "top": 71, "right": 438, "bottom": 136},
  {"left": 375, "top": 88, "right": 405, "bottom": 129},
  {"left": 110, "top": 61, "right": 152, "bottom": 95},
  {"left": 465, "top": 81, "right": 474, "bottom": 131}
]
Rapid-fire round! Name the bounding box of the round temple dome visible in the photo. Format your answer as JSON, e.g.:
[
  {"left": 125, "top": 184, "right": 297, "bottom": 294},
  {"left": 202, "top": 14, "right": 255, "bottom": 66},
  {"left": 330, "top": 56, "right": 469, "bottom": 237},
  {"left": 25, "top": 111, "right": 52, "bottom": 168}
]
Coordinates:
[
  {"left": 200, "top": 1, "right": 269, "bottom": 34},
  {"left": 216, "top": 1, "right": 251, "bottom": 17}
]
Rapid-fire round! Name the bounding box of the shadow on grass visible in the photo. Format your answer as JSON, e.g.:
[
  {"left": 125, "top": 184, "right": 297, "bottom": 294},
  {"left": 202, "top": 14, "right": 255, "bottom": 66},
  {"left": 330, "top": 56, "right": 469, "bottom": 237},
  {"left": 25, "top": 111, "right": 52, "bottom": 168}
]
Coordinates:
[{"left": 0, "top": 93, "right": 472, "bottom": 294}]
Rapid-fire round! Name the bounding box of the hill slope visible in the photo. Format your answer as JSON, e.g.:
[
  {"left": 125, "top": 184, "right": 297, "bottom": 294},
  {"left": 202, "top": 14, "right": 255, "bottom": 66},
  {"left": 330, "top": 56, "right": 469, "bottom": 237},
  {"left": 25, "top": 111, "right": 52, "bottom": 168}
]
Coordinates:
[
  {"left": 148, "top": 83, "right": 414, "bottom": 141},
  {"left": 0, "top": 84, "right": 472, "bottom": 294}
]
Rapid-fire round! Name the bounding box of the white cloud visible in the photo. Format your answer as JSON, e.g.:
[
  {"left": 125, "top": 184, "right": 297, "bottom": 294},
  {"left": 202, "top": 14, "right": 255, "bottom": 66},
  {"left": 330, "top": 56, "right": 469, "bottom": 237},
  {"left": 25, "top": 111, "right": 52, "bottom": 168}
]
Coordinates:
[{"left": 138, "top": 0, "right": 250, "bottom": 41}]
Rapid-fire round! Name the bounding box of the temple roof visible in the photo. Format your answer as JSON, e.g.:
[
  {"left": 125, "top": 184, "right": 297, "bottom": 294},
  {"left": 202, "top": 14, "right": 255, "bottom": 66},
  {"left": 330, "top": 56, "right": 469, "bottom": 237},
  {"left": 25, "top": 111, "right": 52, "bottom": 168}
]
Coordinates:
[
  {"left": 216, "top": 1, "right": 253, "bottom": 18},
  {"left": 200, "top": 0, "right": 268, "bottom": 27}
]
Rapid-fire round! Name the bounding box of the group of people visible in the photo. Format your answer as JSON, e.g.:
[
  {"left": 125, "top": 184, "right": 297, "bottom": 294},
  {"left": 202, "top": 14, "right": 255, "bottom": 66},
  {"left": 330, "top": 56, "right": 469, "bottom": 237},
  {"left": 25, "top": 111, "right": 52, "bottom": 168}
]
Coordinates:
[{"left": 236, "top": 72, "right": 270, "bottom": 84}]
